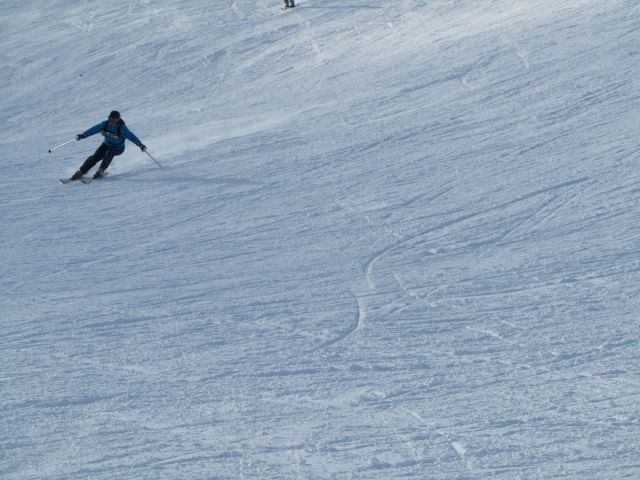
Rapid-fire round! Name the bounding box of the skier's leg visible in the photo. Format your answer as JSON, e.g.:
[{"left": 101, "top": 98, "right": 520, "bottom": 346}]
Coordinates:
[
  {"left": 79, "top": 144, "right": 108, "bottom": 174},
  {"left": 95, "top": 145, "right": 124, "bottom": 176},
  {"left": 284, "top": 0, "right": 290, "bottom": 8}
]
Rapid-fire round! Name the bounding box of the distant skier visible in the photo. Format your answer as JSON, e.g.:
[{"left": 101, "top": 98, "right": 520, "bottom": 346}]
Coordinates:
[
  {"left": 283, "top": 0, "right": 296, "bottom": 9},
  {"left": 70, "top": 111, "right": 146, "bottom": 180}
]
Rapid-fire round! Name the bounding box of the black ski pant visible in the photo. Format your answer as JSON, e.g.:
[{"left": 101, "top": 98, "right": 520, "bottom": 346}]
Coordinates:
[{"left": 80, "top": 143, "right": 124, "bottom": 174}]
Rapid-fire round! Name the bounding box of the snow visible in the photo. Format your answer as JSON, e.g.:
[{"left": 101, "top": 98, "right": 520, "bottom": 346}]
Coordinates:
[{"left": 1, "top": 0, "right": 639, "bottom": 478}]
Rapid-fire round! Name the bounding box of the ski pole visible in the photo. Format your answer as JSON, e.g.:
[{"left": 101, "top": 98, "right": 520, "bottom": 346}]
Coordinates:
[
  {"left": 145, "top": 150, "right": 163, "bottom": 169},
  {"left": 48, "top": 138, "right": 75, "bottom": 153}
]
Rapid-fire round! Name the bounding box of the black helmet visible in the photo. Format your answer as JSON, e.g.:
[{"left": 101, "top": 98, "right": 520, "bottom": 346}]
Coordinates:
[{"left": 108, "top": 110, "right": 121, "bottom": 120}]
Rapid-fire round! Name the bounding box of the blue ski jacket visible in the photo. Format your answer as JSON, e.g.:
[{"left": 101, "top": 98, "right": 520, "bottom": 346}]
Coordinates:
[{"left": 82, "top": 120, "right": 143, "bottom": 150}]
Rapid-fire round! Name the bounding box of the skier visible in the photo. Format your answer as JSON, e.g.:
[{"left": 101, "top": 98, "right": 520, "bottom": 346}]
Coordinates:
[
  {"left": 70, "top": 111, "right": 146, "bottom": 180},
  {"left": 283, "top": 0, "right": 296, "bottom": 9}
]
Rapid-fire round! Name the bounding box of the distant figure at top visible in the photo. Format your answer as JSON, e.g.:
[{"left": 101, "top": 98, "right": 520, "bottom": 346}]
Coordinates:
[
  {"left": 283, "top": 0, "right": 296, "bottom": 9},
  {"left": 70, "top": 111, "right": 146, "bottom": 180}
]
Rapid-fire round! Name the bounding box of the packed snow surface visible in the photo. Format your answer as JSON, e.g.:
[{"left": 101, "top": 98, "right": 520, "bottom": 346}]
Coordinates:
[{"left": 1, "top": 0, "right": 639, "bottom": 478}]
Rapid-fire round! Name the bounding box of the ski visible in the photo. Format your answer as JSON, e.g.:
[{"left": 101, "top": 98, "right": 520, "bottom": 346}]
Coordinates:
[
  {"left": 59, "top": 175, "right": 105, "bottom": 184},
  {"left": 60, "top": 178, "right": 91, "bottom": 184}
]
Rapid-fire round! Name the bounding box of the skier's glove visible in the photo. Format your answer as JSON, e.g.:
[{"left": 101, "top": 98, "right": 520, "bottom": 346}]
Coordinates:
[
  {"left": 76, "top": 134, "right": 86, "bottom": 141},
  {"left": 139, "top": 144, "right": 147, "bottom": 152}
]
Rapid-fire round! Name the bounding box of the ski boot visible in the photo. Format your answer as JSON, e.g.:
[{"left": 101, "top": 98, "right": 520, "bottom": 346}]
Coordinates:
[
  {"left": 70, "top": 170, "right": 84, "bottom": 181},
  {"left": 93, "top": 168, "right": 106, "bottom": 179}
]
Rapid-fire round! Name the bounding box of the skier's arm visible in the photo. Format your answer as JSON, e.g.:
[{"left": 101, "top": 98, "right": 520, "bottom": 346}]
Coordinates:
[
  {"left": 122, "top": 125, "right": 145, "bottom": 149},
  {"left": 81, "top": 123, "right": 104, "bottom": 138}
]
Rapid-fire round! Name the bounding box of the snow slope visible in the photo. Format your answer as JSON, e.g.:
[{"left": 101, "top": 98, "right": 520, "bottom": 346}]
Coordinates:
[{"left": 1, "top": 0, "right": 639, "bottom": 478}]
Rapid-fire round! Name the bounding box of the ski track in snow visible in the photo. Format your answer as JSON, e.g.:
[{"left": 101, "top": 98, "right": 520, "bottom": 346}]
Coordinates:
[
  {"left": 365, "top": 176, "right": 590, "bottom": 289},
  {"left": 2, "top": 0, "right": 640, "bottom": 479}
]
